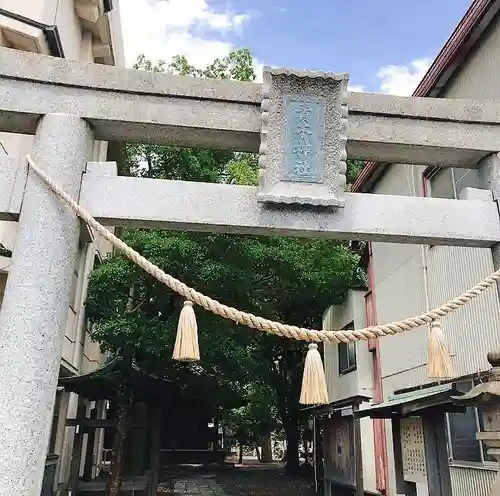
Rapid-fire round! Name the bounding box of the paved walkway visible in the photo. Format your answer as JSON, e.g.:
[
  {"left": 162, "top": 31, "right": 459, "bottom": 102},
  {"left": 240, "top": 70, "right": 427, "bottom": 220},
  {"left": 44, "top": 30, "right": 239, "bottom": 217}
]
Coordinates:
[
  {"left": 157, "top": 459, "right": 314, "bottom": 495},
  {"left": 158, "top": 475, "right": 226, "bottom": 495}
]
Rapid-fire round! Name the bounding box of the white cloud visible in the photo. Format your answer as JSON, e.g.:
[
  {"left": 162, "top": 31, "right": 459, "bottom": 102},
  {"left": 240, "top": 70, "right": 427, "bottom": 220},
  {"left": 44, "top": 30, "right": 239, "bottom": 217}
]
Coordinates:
[
  {"left": 120, "top": 0, "right": 253, "bottom": 69},
  {"left": 376, "top": 58, "right": 432, "bottom": 96},
  {"left": 348, "top": 85, "right": 365, "bottom": 93}
]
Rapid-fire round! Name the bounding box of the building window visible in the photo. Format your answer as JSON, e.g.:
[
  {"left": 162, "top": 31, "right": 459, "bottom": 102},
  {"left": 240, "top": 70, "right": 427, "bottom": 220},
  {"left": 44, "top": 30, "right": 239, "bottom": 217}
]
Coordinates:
[
  {"left": 447, "top": 407, "right": 481, "bottom": 463},
  {"left": 446, "top": 380, "right": 493, "bottom": 465},
  {"left": 427, "top": 167, "right": 481, "bottom": 200},
  {"left": 338, "top": 322, "right": 356, "bottom": 375}
]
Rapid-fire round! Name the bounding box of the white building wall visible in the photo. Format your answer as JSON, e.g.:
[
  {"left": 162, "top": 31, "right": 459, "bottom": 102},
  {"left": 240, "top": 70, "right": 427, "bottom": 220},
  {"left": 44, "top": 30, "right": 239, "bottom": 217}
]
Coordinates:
[
  {"left": 54, "top": 0, "right": 83, "bottom": 60},
  {"left": 440, "top": 18, "right": 500, "bottom": 101},
  {"left": 0, "top": 0, "right": 49, "bottom": 22},
  {"left": 369, "top": 19, "right": 500, "bottom": 395},
  {"left": 323, "top": 290, "right": 373, "bottom": 403},
  {"left": 427, "top": 246, "right": 500, "bottom": 377},
  {"left": 108, "top": 0, "right": 124, "bottom": 67},
  {"left": 365, "top": 14, "right": 500, "bottom": 496},
  {"left": 359, "top": 416, "right": 377, "bottom": 494},
  {"left": 323, "top": 290, "right": 377, "bottom": 494},
  {"left": 0, "top": 0, "right": 123, "bottom": 487},
  {"left": 370, "top": 164, "right": 428, "bottom": 395}
]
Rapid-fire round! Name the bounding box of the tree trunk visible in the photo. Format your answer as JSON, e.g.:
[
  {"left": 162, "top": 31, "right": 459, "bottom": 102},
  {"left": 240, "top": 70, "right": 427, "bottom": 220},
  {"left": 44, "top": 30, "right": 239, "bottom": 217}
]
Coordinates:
[
  {"left": 238, "top": 443, "right": 243, "bottom": 465},
  {"left": 255, "top": 445, "right": 261, "bottom": 461},
  {"left": 261, "top": 431, "right": 273, "bottom": 463},
  {"left": 284, "top": 420, "right": 300, "bottom": 473},
  {"left": 105, "top": 289, "right": 136, "bottom": 495},
  {"left": 213, "top": 416, "right": 219, "bottom": 454},
  {"left": 106, "top": 401, "right": 128, "bottom": 496}
]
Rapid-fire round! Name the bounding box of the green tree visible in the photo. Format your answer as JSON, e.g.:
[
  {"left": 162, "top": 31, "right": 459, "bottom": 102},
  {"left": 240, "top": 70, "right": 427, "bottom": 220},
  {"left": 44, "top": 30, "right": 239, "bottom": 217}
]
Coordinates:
[
  {"left": 223, "top": 381, "right": 280, "bottom": 463},
  {"left": 346, "top": 159, "right": 365, "bottom": 189},
  {"left": 87, "top": 50, "right": 361, "bottom": 480}
]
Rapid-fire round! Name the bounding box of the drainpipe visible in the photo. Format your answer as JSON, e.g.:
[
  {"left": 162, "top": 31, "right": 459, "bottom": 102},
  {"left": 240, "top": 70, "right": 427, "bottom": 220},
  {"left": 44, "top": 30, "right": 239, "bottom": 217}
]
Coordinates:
[
  {"left": 0, "top": 8, "right": 64, "bottom": 57},
  {"left": 366, "top": 242, "right": 389, "bottom": 494},
  {"left": 420, "top": 172, "right": 432, "bottom": 315}
]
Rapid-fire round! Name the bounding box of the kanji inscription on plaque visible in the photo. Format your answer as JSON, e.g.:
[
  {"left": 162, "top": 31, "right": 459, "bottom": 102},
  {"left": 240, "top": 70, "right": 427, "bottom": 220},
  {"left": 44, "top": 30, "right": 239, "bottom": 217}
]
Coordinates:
[
  {"left": 257, "top": 66, "right": 348, "bottom": 207},
  {"left": 401, "top": 417, "right": 427, "bottom": 484},
  {"left": 283, "top": 96, "right": 324, "bottom": 183}
]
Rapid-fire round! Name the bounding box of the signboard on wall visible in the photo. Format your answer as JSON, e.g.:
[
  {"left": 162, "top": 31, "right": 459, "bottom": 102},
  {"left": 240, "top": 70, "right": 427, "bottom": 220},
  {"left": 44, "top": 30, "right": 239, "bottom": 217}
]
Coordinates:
[
  {"left": 401, "top": 417, "right": 427, "bottom": 483},
  {"left": 323, "top": 415, "right": 355, "bottom": 486}
]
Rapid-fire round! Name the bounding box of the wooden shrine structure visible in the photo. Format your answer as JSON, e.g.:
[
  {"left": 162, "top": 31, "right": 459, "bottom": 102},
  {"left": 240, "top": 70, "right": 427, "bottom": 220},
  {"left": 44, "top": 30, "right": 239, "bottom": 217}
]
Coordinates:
[
  {"left": 58, "top": 355, "right": 234, "bottom": 495},
  {"left": 59, "top": 356, "right": 170, "bottom": 495}
]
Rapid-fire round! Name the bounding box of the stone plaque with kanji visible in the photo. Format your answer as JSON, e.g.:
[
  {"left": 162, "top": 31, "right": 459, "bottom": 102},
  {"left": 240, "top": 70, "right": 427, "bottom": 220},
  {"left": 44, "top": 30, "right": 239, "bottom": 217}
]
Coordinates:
[{"left": 257, "top": 67, "right": 349, "bottom": 207}]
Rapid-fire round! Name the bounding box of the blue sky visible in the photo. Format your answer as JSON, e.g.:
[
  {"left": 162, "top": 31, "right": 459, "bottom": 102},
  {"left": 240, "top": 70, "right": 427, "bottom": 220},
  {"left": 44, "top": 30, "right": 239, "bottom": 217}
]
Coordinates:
[{"left": 120, "top": 0, "right": 473, "bottom": 95}]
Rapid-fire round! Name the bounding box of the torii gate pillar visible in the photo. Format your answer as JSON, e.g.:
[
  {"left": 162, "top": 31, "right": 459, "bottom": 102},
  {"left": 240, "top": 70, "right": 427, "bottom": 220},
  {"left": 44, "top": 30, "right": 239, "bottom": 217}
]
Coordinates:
[{"left": 0, "top": 114, "right": 92, "bottom": 495}]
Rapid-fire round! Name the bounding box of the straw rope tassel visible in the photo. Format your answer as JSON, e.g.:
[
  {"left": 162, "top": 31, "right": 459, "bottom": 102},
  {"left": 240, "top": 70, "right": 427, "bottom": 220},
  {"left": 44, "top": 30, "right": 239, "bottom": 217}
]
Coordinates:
[
  {"left": 172, "top": 301, "right": 200, "bottom": 362},
  {"left": 427, "top": 319, "right": 453, "bottom": 379},
  {"left": 300, "top": 344, "right": 329, "bottom": 405}
]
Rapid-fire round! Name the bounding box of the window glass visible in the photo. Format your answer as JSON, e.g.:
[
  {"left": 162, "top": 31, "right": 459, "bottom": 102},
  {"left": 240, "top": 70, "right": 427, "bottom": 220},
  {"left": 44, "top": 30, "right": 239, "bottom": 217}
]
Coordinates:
[
  {"left": 454, "top": 168, "right": 481, "bottom": 198},
  {"left": 448, "top": 407, "right": 481, "bottom": 463},
  {"left": 338, "top": 322, "right": 356, "bottom": 375},
  {"left": 429, "top": 168, "right": 455, "bottom": 199}
]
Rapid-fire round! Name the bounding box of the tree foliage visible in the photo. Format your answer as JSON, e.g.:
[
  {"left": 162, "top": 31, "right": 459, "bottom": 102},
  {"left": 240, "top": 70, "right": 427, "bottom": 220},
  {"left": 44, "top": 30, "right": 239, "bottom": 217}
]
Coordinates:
[{"left": 87, "top": 49, "right": 362, "bottom": 471}]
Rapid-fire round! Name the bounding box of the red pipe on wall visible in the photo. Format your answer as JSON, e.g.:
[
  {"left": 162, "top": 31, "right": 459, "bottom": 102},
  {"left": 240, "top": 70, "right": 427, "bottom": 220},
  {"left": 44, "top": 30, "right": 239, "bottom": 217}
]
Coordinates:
[{"left": 365, "top": 242, "right": 389, "bottom": 494}]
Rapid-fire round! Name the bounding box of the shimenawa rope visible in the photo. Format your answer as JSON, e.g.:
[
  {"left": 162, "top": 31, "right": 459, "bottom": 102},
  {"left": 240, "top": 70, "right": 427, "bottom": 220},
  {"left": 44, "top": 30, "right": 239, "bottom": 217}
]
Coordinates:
[{"left": 25, "top": 155, "right": 500, "bottom": 345}]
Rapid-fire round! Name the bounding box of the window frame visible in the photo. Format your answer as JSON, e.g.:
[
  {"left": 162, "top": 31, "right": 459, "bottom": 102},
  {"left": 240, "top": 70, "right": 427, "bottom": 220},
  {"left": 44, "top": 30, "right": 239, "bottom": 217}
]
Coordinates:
[
  {"left": 425, "top": 166, "right": 482, "bottom": 201},
  {"left": 425, "top": 167, "right": 458, "bottom": 200},
  {"left": 338, "top": 321, "right": 357, "bottom": 376},
  {"left": 445, "top": 380, "right": 496, "bottom": 467}
]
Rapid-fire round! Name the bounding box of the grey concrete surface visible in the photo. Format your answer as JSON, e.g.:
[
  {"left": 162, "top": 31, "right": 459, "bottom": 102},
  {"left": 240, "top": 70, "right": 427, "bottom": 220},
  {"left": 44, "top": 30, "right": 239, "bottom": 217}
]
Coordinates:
[
  {"left": 0, "top": 114, "right": 93, "bottom": 495},
  {"left": 2, "top": 48, "right": 500, "bottom": 164},
  {"left": 79, "top": 172, "right": 500, "bottom": 247}
]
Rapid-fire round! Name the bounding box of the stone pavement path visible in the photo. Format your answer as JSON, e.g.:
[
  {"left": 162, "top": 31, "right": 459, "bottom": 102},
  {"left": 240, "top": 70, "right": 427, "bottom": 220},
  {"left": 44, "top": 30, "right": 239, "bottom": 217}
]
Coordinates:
[
  {"left": 158, "top": 461, "right": 314, "bottom": 496},
  {"left": 158, "top": 475, "right": 226, "bottom": 495},
  {"left": 214, "top": 463, "right": 314, "bottom": 496}
]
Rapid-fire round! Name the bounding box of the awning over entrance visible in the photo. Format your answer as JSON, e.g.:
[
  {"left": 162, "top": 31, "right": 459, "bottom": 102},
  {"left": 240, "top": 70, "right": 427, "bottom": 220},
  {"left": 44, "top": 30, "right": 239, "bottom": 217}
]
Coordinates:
[
  {"left": 356, "top": 384, "right": 465, "bottom": 419},
  {"left": 301, "top": 394, "right": 371, "bottom": 417}
]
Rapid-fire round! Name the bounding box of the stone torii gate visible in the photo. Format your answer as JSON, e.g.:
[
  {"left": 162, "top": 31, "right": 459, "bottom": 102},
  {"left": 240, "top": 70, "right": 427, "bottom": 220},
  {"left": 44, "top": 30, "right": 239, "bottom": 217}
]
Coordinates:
[{"left": 2, "top": 47, "right": 500, "bottom": 494}]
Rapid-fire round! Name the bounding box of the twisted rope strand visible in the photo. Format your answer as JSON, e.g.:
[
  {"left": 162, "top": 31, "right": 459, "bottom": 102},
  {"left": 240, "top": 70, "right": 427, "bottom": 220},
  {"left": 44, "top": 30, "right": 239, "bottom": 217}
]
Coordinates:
[{"left": 26, "top": 155, "right": 500, "bottom": 344}]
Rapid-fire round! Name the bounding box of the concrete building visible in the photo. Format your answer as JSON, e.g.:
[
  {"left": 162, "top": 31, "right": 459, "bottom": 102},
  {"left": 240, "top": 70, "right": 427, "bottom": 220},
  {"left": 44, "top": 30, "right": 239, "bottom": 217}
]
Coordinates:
[
  {"left": 0, "top": 0, "right": 124, "bottom": 492},
  {"left": 320, "top": 1, "right": 500, "bottom": 495}
]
